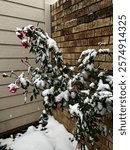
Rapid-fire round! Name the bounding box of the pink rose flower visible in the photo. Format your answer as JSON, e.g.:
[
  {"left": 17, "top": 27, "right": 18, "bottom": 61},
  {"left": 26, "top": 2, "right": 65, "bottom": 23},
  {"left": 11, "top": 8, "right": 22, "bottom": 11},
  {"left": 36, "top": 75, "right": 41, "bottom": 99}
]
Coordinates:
[
  {"left": 16, "top": 31, "right": 24, "bottom": 39},
  {"left": 23, "top": 25, "right": 34, "bottom": 37},
  {"left": 21, "top": 39, "right": 29, "bottom": 48},
  {"left": 8, "top": 83, "right": 19, "bottom": 93}
]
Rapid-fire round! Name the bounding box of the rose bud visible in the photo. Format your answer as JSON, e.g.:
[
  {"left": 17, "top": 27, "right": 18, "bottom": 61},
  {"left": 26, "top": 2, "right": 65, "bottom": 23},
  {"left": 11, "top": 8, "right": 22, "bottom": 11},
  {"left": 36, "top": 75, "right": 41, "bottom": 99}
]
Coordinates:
[
  {"left": 2, "top": 73, "right": 9, "bottom": 77},
  {"left": 25, "top": 57, "right": 28, "bottom": 60},
  {"left": 21, "top": 39, "right": 29, "bottom": 48}
]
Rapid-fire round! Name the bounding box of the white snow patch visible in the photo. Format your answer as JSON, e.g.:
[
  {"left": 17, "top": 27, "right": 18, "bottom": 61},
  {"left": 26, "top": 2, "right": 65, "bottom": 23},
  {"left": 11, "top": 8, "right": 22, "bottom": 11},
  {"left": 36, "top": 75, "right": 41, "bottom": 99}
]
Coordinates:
[
  {"left": 84, "top": 97, "right": 90, "bottom": 103},
  {"left": 0, "top": 116, "right": 77, "bottom": 150},
  {"left": 86, "top": 63, "right": 94, "bottom": 71},
  {"left": 45, "top": 32, "right": 60, "bottom": 53},
  {"left": 97, "top": 79, "right": 110, "bottom": 91},
  {"left": 81, "top": 90, "right": 90, "bottom": 95},
  {"left": 55, "top": 90, "right": 69, "bottom": 102},
  {"left": 69, "top": 103, "right": 83, "bottom": 121},
  {"left": 89, "top": 82, "right": 95, "bottom": 88},
  {"left": 42, "top": 87, "right": 54, "bottom": 96},
  {"left": 98, "top": 72, "right": 105, "bottom": 77},
  {"left": 98, "top": 48, "right": 110, "bottom": 53}
]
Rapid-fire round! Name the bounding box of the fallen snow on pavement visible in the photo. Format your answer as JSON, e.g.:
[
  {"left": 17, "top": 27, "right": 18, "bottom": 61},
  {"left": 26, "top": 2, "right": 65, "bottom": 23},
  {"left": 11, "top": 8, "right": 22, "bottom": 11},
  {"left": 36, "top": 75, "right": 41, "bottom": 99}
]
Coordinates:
[{"left": 0, "top": 116, "right": 77, "bottom": 150}]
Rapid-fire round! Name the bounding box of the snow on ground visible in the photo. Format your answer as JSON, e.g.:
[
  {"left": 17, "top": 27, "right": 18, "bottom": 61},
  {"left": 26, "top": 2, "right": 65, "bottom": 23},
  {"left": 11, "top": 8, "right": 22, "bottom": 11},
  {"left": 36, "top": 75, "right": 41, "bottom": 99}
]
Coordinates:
[{"left": 0, "top": 116, "right": 77, "bottom": 150}]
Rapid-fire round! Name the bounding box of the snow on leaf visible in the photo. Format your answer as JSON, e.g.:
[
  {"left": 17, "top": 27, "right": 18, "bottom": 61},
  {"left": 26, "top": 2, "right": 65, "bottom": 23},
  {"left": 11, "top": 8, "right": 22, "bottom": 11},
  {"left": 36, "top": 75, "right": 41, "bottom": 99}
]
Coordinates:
[
  {"left": 69, "top": 66, "right": 75, "bottom": 71},
  {"left": 81, "top": 90, "right": 90, "bottom": 95},
  {"left": 42, "top": 87, "right": 54, "bottom": 97},
  {"left": 69, "top": 103, "right": 83, "bottom": 121},
  {"left": 55, "top": 90, "right": 69, "bottom": 102},
  {"left": 82, "top": 70, "right": 88, "bottom": 79},
  {"left": 79, "top": 49, "right": 96, "bottom": 58},
  {"left": 98, "top": 48, "right": 110, "bottom": 54},
  {"left": 86, "top": 63, "right": 94, "bottom": 71},
  {"left": 84, "top": 97, "right": 90, "bottom": 103},
  {"left": 89, "top": 82, "right": 95, "bottom": 88},
  {"left": 97, "top": 79, "right": 110, "bottom": 91},
  {"left": 97, "top": 102, "right": 103, "bottom": 110},
  {"left": 45, "top": 32, "right": 60, "bottom": 53},
  {"left": 33, "top": 78, "right": 45, "bottom": 88},
  {"left": 106, "top": 75, "right": 113, "bottom": 85},
  {"left": 98, "top": 72, "right": 105, "bottom": 77},
  {"left": 70, "top": 92, "right": 76, "bottom": 99},
  {"left": 98, "top": 91, "right": 112, "bottom": 99},
  {"left": 44, "top": 96, "right": 49, "bottom": 104}
]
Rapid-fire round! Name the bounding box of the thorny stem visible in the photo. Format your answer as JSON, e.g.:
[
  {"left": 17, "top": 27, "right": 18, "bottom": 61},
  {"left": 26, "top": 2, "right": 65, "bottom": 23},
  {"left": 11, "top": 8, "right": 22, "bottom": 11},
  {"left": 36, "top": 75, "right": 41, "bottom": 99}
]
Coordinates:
[
  {"left": 10, "top": 71, "right": 18, "bottom": 78},
  {"left": 21, "top": 59, "right": 35, "bottom": 72},
  {"left": 21, "top": 59, "right": 30, "bottom": 67},
  {"left": 37, "top": 22, "right": 39, "bottom": 27}
]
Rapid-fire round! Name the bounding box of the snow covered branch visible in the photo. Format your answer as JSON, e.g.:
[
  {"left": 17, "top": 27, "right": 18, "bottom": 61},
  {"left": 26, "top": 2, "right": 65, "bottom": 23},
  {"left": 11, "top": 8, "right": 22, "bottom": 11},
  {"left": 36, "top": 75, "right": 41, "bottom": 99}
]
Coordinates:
[{"left": 2, "top": 25, "right": 113, "bottom": 148}]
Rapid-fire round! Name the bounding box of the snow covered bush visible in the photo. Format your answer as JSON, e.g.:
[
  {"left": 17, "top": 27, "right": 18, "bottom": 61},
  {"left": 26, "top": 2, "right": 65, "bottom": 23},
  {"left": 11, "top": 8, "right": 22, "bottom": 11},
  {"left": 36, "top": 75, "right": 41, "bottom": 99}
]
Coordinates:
[{"left": 3, "top": 25, "right": 113, "bottom": 150}]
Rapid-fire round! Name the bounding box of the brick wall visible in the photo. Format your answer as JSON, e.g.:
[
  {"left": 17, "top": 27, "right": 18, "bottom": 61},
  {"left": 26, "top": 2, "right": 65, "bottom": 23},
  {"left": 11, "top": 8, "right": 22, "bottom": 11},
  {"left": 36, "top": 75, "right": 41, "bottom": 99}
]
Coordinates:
[
  {"left": 51, "top": 0, "right": 113, "bottom": 71},
  {"left": 51, "top": 0, "right": 113, "bottom": 150}
]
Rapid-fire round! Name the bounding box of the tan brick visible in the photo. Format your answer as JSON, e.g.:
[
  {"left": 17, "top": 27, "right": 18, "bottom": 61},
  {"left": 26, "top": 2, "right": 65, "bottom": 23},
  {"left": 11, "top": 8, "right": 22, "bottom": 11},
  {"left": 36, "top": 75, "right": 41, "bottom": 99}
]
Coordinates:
[
  {"left": 95, "top": 26, "right": 113, "bottom": 37},
  {"left": 72, "top": 24, "right": 86, "bottom": 33},
  {"left": 95, "top": 141, "right": 111, "bottom": 150},
  {"left": 96, "top": 61, "right": 113, "bottom": 71},
  {"left": 89, "top": 2, "right": 101, "bottom": 12},
  {"left": 95, "top": 54, "right": 106, "bottom": 62},
  {"left": 59, "top": 36, "right": 64, "bottom": 42},
  {"left": 71, "top": 0, "right": 82, "bottom": 5},
  {"left": 63, "top": 53, "right": 80, "bottom": 60},
  {"left": 72, "top": 3, "right": 79, "bottom": 12},
  {"left": 110, "top": 17, "right": 113, "bottom": 25},
  {"left": 81, "top": 0, "right": 98, "bottom": 9},
  {"left": 53, "top": 37, "right": 61, "bottom": 43},
  {"left": 52, "top": 31, "right": 61, "bottom": 38},
  {"left": 100, "top": 0, "right": 113, "bottom": 8},
  {"left": 107, "top": 135, "right": 113, "bottom": 143},
  {"left": 109, "top": 141, "right": 113, "bottom": 149},
  {"left": 109, "top": 36, "right": 113, "bottom": 44},
  {"left": 92, "top": 17, "right": 111, "bottom": 29},
  {"left": 78, "top": 1, "right": 85, "bottom": 9},
  {"left": 88, "top": 0, "right": 112, "bottom": 14},
  {"left": 61, "top": 47, "right": 84, "bottom": 53},
  {"left": 85, "top": 30, "right": 95, "bottom": 38},
  {"left": 51, "top": 20, "right": 57, "bottom": 27},
  {"left": 105, "top": 54, "right": 113, "bottom": 62},
  {"left": 80, "top": 39, "right": 88, "bottom": 46},
  {"left": 88, "top": 37, "right": 102, "bottom": 46},
  {"left": 73, "top": 30, "right": 94, "bottom": 40},
  {"left": 65, "top": 19, "right": 77, "bottom": 28},
  {"left": 64, "top": 59, "right": 77, "bottom": 65}
]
